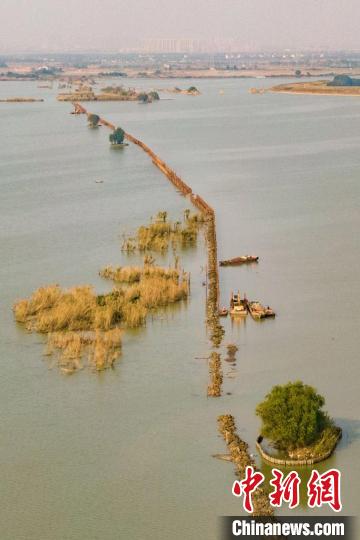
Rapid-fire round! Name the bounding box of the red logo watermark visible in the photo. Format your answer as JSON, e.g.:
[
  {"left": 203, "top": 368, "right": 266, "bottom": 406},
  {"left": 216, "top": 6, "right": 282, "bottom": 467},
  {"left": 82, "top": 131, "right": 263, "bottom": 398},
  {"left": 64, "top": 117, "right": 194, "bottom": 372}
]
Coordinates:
[
  {"left": 307, "top": 469, "right": 342, "bottom": 512},
  {"left": 232, "top": 466, "right": 342, "bottom": 513},
  {"left": 232, "top": 466, "right": 265, "bottom": 513}
]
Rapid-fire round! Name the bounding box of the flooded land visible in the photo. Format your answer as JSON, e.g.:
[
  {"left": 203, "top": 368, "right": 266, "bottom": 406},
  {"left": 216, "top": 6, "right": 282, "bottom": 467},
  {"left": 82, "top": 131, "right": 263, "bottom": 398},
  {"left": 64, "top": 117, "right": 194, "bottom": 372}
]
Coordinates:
[{"left": 0, "top": 77, "right": 359, "bottom": 540}]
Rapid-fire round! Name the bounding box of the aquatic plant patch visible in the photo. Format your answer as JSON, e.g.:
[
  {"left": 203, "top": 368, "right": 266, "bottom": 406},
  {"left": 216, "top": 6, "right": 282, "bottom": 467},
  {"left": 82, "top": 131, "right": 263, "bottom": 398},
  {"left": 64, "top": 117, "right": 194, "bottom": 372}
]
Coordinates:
[
  {"left": 13, "top": 264, "right": 189, "bottom": 374},
  {"left": 121, "top": 211, "right": 204, "bottom": 253}
]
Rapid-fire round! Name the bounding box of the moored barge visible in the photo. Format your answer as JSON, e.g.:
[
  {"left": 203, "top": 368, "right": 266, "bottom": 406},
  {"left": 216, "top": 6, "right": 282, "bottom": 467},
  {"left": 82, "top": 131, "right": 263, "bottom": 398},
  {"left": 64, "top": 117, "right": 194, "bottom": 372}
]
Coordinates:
[
  {"left": 219, "top": 255, "right": 259, "bottom": 266},
  {"left": 230, "top": 291, "right": 248, "bottom": 316},
  {"left": 247, "top": 301, "right": 275, "bottom": 320}
]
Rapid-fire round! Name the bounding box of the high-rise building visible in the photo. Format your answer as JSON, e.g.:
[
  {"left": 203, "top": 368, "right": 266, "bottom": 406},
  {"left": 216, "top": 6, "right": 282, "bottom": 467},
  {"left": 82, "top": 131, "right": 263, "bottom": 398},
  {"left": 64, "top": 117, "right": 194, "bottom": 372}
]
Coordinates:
[{"left": 143, "top": 39, "right": 206, "bottom": 53}]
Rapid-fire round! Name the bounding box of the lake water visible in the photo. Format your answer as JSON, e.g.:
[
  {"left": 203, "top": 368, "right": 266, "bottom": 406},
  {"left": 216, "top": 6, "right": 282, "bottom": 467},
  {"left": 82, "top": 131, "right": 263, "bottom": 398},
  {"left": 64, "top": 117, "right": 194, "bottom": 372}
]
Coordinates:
[{"left": 0, "top": 78, "right": 359, "bottom": 539}]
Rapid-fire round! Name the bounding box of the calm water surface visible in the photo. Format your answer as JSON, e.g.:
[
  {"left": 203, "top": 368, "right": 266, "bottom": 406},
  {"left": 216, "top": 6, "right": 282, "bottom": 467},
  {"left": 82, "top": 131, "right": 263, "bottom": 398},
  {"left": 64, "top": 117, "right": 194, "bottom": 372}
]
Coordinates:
[{"left": 0, "top": 78, "right": 359, "bottom": 539}]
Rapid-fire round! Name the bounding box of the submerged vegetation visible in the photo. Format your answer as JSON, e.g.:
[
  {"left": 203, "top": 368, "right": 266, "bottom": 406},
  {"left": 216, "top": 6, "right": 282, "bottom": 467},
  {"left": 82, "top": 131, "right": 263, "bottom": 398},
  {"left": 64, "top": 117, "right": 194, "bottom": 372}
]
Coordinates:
[
  {"left": 99, "top": 262, "right": 189, "bottom": 313},
  {"left": 13, "top": 261, "right": 189, "bottom": 374},
  {"left": 99, "top": 263, "right": 181, "bottom": 284},
  {"left": 46, "top": 329, "right": 122, "bottom": 373},
  {"left": 226, "top": 344, "right": 238, "bottom": 361},
  {"left": 13, "top": 285, "right": 123, "bottom": 373},
  {"left": 122, "top": 210, "right": 204, "bottom": 253}
]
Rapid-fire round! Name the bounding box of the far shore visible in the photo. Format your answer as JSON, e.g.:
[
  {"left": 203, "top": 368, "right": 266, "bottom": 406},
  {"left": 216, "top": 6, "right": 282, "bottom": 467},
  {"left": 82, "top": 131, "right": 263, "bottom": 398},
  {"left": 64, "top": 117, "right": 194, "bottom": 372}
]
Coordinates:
[
  {"left": 3, "top": 63, "right": 360, "bottom": 82},
  {"left": 268, "top": 80, "right": 360, "bottom": 97},
  {"left": 271, "top": 90, "right": 360, "bottom": 97},
  {"left": 0, "top": 97, "right": 44, "bottom": 102}
]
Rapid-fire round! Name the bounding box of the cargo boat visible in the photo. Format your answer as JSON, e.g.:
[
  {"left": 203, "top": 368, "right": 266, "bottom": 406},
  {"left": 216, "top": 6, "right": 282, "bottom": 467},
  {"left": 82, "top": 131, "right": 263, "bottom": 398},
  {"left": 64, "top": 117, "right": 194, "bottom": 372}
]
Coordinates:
[
  {"left": 230, "top": 291, "right": 248, "bottom": 316},
  {"left": 247, "top": 301, "right": 275, "bottom": 320},
  {"left": 219, "top": 255, "right": 259, "bottom": 266}
]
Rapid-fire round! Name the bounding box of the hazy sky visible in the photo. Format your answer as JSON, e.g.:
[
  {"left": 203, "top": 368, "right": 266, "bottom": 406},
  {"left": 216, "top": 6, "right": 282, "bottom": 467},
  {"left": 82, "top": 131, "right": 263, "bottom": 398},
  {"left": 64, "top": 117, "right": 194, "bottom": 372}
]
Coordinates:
[{"left": 1, "top": 0, "right": 360, "bottom": 53}]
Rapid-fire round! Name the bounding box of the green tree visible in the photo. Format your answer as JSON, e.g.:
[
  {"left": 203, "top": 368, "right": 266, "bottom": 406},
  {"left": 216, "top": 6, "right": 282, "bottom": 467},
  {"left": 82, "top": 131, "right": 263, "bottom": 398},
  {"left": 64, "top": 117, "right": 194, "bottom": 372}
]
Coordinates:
[
  {"left": 328, "top": 74, "right": 353, "bottom": 87},
  {"left": 109, "top": 127, "right": 125, "bottom": 145},
  {"left": 88, "top": 113, "right": 100, "bottom": 127},
  {"left": 137, "top": 92, "right": 149, "bottom": 103},
  {"left": 148, "top": 91, "right": 160, "bottom": 101},
  {"left": 256, "top": 381, "right": 328, "bottom": 451}
]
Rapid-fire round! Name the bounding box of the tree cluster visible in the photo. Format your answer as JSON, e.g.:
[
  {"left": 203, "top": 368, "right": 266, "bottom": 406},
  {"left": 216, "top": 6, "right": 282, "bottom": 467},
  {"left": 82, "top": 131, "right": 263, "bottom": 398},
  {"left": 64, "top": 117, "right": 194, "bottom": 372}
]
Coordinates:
[
  {"left": 109, "top": 127, "right": 125, "bottom": 145},
  {"left": 256, "top": 381, "right": 329, "bottom": 450},
  {"left": 328, "top": 74, "right": 360, "bottom": 87}
]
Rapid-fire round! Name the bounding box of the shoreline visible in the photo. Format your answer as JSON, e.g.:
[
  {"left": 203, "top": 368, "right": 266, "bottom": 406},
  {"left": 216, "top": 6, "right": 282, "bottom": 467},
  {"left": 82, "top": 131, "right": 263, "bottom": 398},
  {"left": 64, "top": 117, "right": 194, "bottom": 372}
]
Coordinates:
[
  {"left": 267, "top": 79, "right": 360, "bottom": 97},
  {"left": 270, "top": 89, "right": 360, "bottom": 97},
  {"left": 0, "top": 97, "right": 44, "bottom": 102},
  {"left": 3, "top": 66, "right": 360, "bottom": 83}
]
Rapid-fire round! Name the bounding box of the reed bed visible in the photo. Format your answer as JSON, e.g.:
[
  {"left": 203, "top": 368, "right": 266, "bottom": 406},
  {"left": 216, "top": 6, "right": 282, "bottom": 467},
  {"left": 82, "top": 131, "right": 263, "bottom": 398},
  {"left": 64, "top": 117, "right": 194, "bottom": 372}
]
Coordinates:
[
  {"left": 226, "top": 344, "right": 238, "bottom": 362},
  {"left": 14, "top": 266, "right": 189, "bottom": 373},
  {"left": 207, "top": 352, "right": 223, "bottom": 397},
  {"left": 121, "top": 211, "right": 204, "bottom": 253},
  {"left": 46, "top": 329, "right": 122, "bottom": 373},
  {"left": 126, "top": 276, "right": 188, "bottom": 309},
  {"left": 14, "top": 285, "right": 96, "bottom": 332},
  {"left": 100, "top": 261, "right": 189, "bottom": 309},
  {"left": 218, "top": 414, "right": 273, "bottom": 517},
  {"left": 99, "top": 264, "right": 180, "bottom": 283}
]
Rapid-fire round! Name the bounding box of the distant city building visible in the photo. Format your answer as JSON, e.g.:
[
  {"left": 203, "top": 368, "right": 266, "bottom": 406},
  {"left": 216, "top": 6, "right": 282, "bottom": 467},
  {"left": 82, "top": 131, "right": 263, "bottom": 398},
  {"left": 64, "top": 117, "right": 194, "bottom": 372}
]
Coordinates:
[
  {"left": 143, "top": 39, "right": 205, "bottom": 53},
  {"left": 142, "top": 39, "right": 251, "bottom": 54}
]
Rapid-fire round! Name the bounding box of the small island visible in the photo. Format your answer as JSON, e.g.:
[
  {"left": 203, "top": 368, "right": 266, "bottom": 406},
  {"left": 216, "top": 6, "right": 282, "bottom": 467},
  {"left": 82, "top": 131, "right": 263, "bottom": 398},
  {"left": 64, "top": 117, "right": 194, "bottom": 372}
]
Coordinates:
[
  {"left": 160, "top": 86, "right": 201, "bottom": 96},
  {"left": 256, "top": 381, "right": 341, "bottom": 465},
  {"left": 0, "top": 97, "right": 44, "bottom": 102},
  {"left": 268, "top": 75, "right": 360, "bottom": 97},
  {"left": 109, "top": 127, "right": 128, "bottom": 147},
  {"left": 57, "top": 84, "right": 160, "bottom": 103},
  {"left": 87, "top": 113, "right": 100, "bottom": 128}
]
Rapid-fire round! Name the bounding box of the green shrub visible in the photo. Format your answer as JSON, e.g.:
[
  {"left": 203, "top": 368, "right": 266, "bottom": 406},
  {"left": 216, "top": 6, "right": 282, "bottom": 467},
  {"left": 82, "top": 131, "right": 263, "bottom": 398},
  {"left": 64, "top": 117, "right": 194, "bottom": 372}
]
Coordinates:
[
  {"left": 109, "top": 127, "right": 125, "bottom": 145},
  {"left": 256, "top": 381, "right": 330, "bottom": 451}
]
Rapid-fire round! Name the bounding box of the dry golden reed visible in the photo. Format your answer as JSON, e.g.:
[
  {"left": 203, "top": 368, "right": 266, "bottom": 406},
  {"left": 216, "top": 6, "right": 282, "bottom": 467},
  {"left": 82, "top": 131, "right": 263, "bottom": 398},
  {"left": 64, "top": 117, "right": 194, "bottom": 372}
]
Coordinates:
[
  {"left": 99, "top": 264, "right": 180, "bottom": 283},
  {"left": 121, "top": 211, "right": 204, "bottom": 253},
  {"left": 46, "top": 329, "right": 122, "bottom": 373},
  {"left": 13, "top": 262, "right": 189, "bottom": 374}
]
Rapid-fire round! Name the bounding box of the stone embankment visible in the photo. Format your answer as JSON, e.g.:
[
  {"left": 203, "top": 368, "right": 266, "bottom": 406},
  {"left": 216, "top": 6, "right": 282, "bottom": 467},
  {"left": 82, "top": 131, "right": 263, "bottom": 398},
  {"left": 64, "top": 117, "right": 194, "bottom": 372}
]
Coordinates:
[
  {"left": 72, "top": 102, "right": 223, "bottom": 358},
  {"left": 218, "top": 415, "right": 274, "bottom": 517}
]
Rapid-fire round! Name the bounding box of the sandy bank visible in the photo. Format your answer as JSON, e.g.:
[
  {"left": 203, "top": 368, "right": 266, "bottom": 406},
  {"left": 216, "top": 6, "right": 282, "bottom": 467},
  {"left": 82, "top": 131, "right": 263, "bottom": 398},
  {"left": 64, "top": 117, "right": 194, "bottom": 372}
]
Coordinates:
[{"left": 269, "top": 80, "right": 360, "bottom": 97}]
